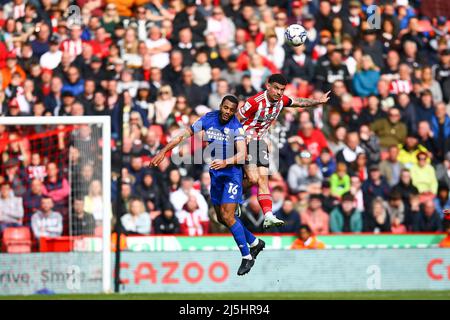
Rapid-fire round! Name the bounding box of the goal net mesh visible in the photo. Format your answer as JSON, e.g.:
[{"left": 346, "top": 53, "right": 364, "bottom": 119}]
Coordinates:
[{"left": 0, "top": 121, "right": 108, "bottom": 294}]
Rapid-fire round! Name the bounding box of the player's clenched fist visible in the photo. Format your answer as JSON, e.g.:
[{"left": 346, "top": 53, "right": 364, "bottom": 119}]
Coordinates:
[{"left": 150, "top": 152, "right": 165, "bottom": 167}]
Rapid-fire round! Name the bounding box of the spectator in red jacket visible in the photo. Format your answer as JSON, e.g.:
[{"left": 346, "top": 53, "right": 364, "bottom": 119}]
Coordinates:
[
  {"left": 178, "top": 195, "right": 210, "bottom": 236},
  {"left": 236, "top": 41, "right": 278, "bottom": 73},
  {"left": 0, "top": 41, "right": 7, "bottom": 69},
  {"left": 89, "top": 26, "right": 112, "bottom": 59},
  {"left": 297, "top": 121, "right": 329, "bottom": 161}
]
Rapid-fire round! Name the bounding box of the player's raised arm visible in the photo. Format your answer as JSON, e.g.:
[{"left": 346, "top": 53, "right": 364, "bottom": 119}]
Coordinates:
[
  {"left": 288, "top": 90, "right": 331, "bottom": 109},
  {"left": 150, "top": 127, "right": 194, "bottom": 167}
]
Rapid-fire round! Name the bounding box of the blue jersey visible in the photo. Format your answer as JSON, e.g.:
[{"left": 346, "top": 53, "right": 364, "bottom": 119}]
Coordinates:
[
  {"left": 190, "top": 111, "right": 244, "bottom": 205},
  {"left": 191, "top": 111, "right": 245, "bottom": 172}
]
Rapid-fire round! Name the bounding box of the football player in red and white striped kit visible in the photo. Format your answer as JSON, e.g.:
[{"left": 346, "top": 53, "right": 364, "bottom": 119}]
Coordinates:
[{"left": 237, "top": 74, "right": 330, "bottom": 229}]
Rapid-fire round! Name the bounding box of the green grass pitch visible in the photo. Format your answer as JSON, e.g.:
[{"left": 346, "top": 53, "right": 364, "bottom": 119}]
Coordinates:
[{"left": 1, "top": 291, "right": 450, "bottom": 300}]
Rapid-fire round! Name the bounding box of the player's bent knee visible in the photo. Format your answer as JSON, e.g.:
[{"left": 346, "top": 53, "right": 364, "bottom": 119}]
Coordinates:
[
  {"left": 223, "top": 215, "right": 235, "bottom": 228},
  {"left": 219, "top": 208, "right": 236, "bottom": 227},
  {"left": 248, "top": 175, "right": 258, "bottom": 186},
  {"left": 257, "top": 175, "right": 268, "bottom": 187}
]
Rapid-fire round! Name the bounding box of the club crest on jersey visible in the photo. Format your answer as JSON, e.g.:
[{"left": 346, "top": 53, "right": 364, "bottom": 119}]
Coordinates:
[{"left": 224, "top": 127, "right": 230, "bottom": 134}]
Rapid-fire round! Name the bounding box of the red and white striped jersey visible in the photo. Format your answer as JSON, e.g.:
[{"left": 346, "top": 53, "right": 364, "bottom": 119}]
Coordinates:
[
  {"left": 239, "top": 91, "right": 292, "bottom": 140},
  {"left": 60, "top": 39, "right": 83, "bottom": 58},
  {"left": 390, "top": 79, "right": 413, "bottom": 95}
]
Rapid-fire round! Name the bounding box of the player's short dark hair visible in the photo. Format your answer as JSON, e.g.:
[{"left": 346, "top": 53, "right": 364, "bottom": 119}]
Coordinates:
[
  {"left": 267, "top": 73, "right": 287, "bottom": 86},
  {"left": 221, "top": 94, "right": 239, "bottom": 107}
]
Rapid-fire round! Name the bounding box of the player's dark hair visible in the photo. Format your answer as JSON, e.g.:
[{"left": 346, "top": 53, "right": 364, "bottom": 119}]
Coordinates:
[
  {"left": 221, "top": 94, "right": 239, "bottom": 107},
  {"left": 267, "top": 73, "right": 288, "bottom": 86}
]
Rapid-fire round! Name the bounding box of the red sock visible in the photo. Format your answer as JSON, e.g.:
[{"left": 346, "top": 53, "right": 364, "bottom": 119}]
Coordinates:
[{"left": 257, "top": 194, "right": 273, "bottom": 215}]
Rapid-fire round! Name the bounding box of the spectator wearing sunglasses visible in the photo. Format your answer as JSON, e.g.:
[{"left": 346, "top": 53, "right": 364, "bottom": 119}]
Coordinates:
[{"left": 410, "top": 151, "right": 438, "bottom": 195}]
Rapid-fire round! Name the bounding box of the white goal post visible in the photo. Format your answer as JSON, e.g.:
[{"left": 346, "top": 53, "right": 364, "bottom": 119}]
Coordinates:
[{"left": 0, "top": 116, "right": 111, "bottom": 294}]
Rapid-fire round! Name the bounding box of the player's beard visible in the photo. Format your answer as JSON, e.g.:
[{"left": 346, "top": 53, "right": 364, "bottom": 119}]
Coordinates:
[
  {"left": 219, "top": 111, "right": 232, "bottom": 124},
  {"left": 267, "top": 92, "right": 281, "bottom": 103}
]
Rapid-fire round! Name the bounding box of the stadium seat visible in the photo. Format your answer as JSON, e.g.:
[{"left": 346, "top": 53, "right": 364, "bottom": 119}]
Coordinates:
[
  {"left": 3, "top": 227, "right": 32, "bottom": 253},
  {"left": 39, "top": 237, "right": 72, "bottom": 252}
]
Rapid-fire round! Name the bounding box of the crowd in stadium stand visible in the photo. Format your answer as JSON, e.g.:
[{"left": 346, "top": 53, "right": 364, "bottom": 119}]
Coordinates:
[{"left": 0, "top": 0, "right": 449, "bottom": 245}]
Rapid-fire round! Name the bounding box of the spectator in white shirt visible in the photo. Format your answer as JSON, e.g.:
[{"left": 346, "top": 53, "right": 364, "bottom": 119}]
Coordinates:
[
  {"left": 154, "top": 85, "right": 176, "bottom": 125},
  {"left": 208, "top": 79, "right": 229, "bottom": 110},
  {"left": 3, "top": 0, "right": 26, "bottom": 20},
  {"left": 83, "top": 180, "right": 103, "bottom": 225},
  {"left": 244, "top": 53, "right": 271, "bottom": 91},
  {"left": 146, "top": 26, "right": 171, "bottom": 69},
  {"left": 191, "top": 50, "right": 212, "bottom": 87},
  {"left": 350, "top": 176, "right": 365, "bottom": 212},
  {"left": 31, "top": 196, "right": 63, "bottom": 239},
  {"left": 0, "top": 182, "right": 24, "bottom": 232},
  {"left": 257, "top": 34, "right": 285, "bottom": 70},
  {"left": 27, "top": 152, "right": 47, "bottom": 181},
  {"left": 117, "top": 69, "right": 139, "bottom": 98},
  {"left": 39, "top": 35, "right": 62, "bottom": 70},
  {"left": 120, "top": 198, "right": 151, "bottom": 235},
  {"left": 170, "top": 176, "right": 208, "bottom": 216},
  {"left": 205, "top": 7, "right": 235, "bottom": 45}
]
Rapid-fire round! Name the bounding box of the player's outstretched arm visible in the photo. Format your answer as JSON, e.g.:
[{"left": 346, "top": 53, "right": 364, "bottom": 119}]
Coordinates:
[
  {"left": 210, "top": 140, "right": 247, "bottom": 170},
  {"left": 289, "top": 91, "right": 331, "bottom": 109},
  {"left": 150, "top": 128, "right": 194, "bottom": 167}
]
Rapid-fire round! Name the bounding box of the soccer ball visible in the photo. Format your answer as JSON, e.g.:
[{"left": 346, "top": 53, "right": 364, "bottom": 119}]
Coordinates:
[{"left": 284, "top": 24, "right": 308, "bottom": 47}]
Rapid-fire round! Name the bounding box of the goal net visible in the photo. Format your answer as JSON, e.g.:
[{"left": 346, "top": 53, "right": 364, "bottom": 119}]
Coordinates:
[{"left": 0, "top": 116, "right": 111, "bottom": 295}]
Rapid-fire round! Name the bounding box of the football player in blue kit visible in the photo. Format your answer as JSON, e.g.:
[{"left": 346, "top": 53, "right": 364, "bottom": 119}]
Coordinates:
[{"left": 151, "top": 95, "right": 265, "bottom": 275}]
